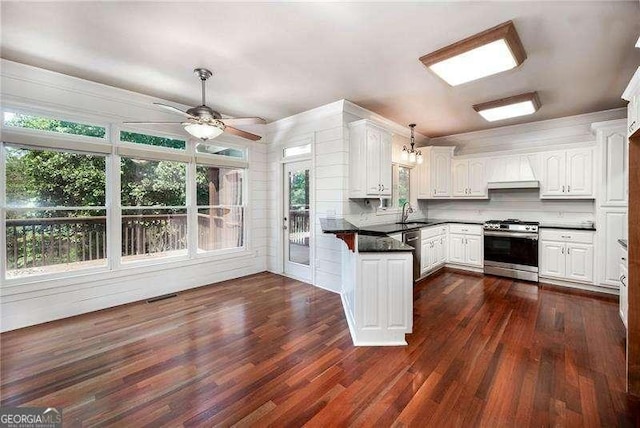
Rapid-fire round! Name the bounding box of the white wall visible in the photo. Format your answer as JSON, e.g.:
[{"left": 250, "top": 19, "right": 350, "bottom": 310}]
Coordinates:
[{"left": 0, "top": 60, "right": 268, "bottom": 331}]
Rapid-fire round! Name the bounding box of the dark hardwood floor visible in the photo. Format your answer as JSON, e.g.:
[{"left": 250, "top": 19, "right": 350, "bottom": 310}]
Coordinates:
[{"left": 1, "top": 270, "right": 638, "bottom": 427}]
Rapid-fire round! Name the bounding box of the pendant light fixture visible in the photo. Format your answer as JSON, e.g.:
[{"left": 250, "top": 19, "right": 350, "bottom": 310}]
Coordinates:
[{"left": 401, "top": 124, "right": 423, "bottom": 164}]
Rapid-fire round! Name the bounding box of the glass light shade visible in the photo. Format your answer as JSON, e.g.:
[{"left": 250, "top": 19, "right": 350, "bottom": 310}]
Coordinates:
[
  {"left": 409, "top": 151, "right": 416, "bottom": 163},
  {"left": 183, "top": 122, "right": 224, "bottom": 140},
  {"left": 416, "top": 153, "right": 424, "bottom": 164},
  {"left": 477, "top": 100, "right": 536, "bottom": 122},
  {"left": 429, "top": 39, "right": 517, "bottom": 86},
  {"left": 401, "top": 148, "right": 409, "bottom": 161}
]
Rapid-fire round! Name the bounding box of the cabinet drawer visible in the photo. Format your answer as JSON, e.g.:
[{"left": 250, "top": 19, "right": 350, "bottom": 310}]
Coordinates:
[
  {"left": 421, "top": 225, "right": 448, "bottom": 240},
  {"left": 448, "top": 224, "right": 482, "bottom": 236},
  {"left": 539, "top": 229, "right": 594, "bottom": 244}
]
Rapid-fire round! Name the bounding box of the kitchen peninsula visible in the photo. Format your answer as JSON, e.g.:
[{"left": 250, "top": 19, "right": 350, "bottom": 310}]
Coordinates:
[{"left": 320, "top": 218, "right": 414, "bottom": 346}]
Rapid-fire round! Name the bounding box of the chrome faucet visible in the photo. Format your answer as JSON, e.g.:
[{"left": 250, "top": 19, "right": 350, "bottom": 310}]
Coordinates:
[{"left": 401, "top": 202, "right": 414, "bottom": 223}]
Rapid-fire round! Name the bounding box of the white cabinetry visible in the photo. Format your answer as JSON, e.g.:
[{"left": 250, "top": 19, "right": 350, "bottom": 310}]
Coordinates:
[
  {"left": 420, "top": 225, "right": 447, "bottom": 276},
  {"left": 539, "top": 229, "right": 595, "bottom": 283},
  {"left": 540, "top": 148, "right": 594, "bottom": 198},
  {"left": 349, "top": 119, "right": 393, "bottom": 198},
  {"left": 452, "top": 158, "right": 487, "bottom": 198},
  {"left": 593, "top": 121, "right": 628, "bottom": 289},
  {"left": 416, "top": 147, "right": 454, "bottom": 199},
  {"left": 620, "top": 243, "right": 628, "bottom": 328},
  {"left": 447, "top": 224, "right": 483, "bottom": 268}
]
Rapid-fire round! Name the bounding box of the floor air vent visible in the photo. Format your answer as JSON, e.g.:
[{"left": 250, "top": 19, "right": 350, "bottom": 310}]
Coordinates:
[{"left": 146, "top": 293, "right": 178, "bottom": 303}]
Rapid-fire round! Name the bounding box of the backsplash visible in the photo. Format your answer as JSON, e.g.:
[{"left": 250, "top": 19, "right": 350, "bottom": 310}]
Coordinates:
[
  {"left": 422, "top": 188, "right": 596, "bottom": 225},
  {"left": 344, "top": 199, "right": 427, "bottom": 227}
]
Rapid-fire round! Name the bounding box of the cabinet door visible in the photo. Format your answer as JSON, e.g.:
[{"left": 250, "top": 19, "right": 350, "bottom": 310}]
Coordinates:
[
  {"left": 468, "top": 158, "right": 487, "bottom": 197},
  {"left": 601, "top": 210, "right": 627, "bottom": 286},
  {"left": 421, "top": 240, "right": 430, "bottom": 274},
  {"left": 437, "top": 236, "right": 447, "bottom": 265},
  {"left": 365, "top": 129, "right": 381, "bottom": 195},
  {"left": 540, "top": 241, "right": 566, "bottom": 278},
  {"left": 629, "top": 95, "right": 638, "bottom": 138},
  {"left": 385, "top": 256, "right": 412, "bottom": 332},
  {"left": 602, "top": 132, "right": 627, "bottom": 205},
  {"left": 465, "top": 235, "right": 483, "bottom": 267},
  {"left": 566, "top": 149, "right": 593, "bottom": 197},
  {"left": 541, "top": 151, "right": 566, "bottom": 196},
  {"left": 566, "top": 244, "right": 594, "bottom": 283},
  {"left": 432, "top": 151, "right": 451, "bottom": 197},
  {"left": 452, "top": 159, "right": 468, "bottom": 197},
  {"left": 448, "top": 234, "right": 465, "bottom": 264},
  {"left": 379, "top": 132, "right": 392, "bottom": 196}
]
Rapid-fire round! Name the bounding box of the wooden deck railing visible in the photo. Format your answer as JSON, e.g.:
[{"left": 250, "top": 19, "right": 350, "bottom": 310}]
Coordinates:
[
  {"left": 289, "top": 208, "right": 310, "bottom": 245},
  {"left": 6, "top": 211, "right": 243, "bottom": 273}
]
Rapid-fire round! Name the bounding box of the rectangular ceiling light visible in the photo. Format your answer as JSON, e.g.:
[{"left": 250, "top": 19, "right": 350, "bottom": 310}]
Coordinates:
[
  {"left": 636, "top": 36, "right": 640, "bottom": 48},
  {"left": 473, "top": 92, "right": 541, "bottom": 122},
  {"left": 419, "top": 21, "right": 526, "bottom": 86}
]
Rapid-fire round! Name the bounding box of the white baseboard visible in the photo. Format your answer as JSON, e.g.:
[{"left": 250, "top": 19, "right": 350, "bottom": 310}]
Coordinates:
[{"left": 539, "top": 277, "right": 619, "bottom": 296}]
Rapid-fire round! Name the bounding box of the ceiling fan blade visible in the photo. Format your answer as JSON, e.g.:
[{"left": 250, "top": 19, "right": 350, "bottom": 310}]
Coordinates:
[
  {"left": 224, "top": 126, "right": 262, "bottom": 141},
  {"left": 153, "top": 102, "right": 196, "bottom": 119},
  {"left": 123, "top": 121, "right": 183, "bottom": 124},
  {"left": 219, "top": 117, "right": 266, "bottom": 126}
]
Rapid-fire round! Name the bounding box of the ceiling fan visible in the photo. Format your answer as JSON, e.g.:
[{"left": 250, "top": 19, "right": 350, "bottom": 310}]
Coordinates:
[{"left": 124, "top": 68, "right": 265, "bottom": 141}]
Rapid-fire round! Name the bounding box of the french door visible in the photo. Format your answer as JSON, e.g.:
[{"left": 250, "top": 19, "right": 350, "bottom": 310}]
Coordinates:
[{"left": 283, "top": 160, "right": 312, "bottom": 282}]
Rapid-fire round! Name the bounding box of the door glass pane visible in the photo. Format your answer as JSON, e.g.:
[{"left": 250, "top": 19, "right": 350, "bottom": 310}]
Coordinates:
[{"left": 288, "top": 168, "right": 310, "bottom": 265}]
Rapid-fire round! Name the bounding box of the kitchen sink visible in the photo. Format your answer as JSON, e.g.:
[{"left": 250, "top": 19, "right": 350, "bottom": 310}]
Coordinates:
[{"left": 395, "top": 222, "right": 428, "bottom": 228}]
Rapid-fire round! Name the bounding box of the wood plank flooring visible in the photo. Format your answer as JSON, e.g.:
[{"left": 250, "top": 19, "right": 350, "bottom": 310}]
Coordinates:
[{"left": 1, "top": 270, "right": 638, "bottom": 427}]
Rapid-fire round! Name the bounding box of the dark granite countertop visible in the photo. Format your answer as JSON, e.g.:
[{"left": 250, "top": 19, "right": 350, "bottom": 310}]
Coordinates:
[
  {"left": 539, "top": 223, "right": 596, "bottom": 231},
  {"left": 358, "top": 235, "right": 414, "bottom": 253},
  {"left": 358, "top": 218, "right": 484, "bottom": 236},
  {"left": 319, "top": 218, "right": 359, "bottom": 234},
  {"left": 619, "top": 239, "right": 628, "bottom": 249}
]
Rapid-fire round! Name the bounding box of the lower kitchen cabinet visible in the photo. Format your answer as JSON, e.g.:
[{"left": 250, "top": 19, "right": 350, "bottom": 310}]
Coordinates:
[
  {"left": 539, "top": 229, "right": 595, "bottom": 283},
  {"left": 447, "top": 224, "right": 483, "bottom": 268},
  {"left": 619, "top": 243, "right": 628, "bottom": 328},
  {"left": 420, "top": 229, "right": 447, "bottom": 276}
]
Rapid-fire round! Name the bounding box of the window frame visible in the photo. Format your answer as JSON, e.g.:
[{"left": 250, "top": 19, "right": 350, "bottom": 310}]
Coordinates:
[
  {"left": 193, "top": 164, "right": 248, "bottom": 257},
  {"left": 0, "top": 106, "right": 254, "bottom": 286}
]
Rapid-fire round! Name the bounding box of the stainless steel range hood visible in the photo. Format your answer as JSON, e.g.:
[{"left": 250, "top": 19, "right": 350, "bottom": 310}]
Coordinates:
[{"left": 486, "top": 154, "right": 540, "bottom": 190}]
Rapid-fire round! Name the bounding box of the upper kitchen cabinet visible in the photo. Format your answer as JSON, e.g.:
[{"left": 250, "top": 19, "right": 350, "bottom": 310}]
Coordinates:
[
  {"left": 622, "top": 66, "right": 640, "bottom": 138},
  {"left": 452, "top": 158, "right": 487, "bottom": 198},
  {"left": 416, "top": 147, "right": 455, "bottom": 199},
  {"left": 348, "top": 120, "right": 393, "bottom": 198},
  {"left": 540, "top": 148, "right": 594, "bottom": 198}
]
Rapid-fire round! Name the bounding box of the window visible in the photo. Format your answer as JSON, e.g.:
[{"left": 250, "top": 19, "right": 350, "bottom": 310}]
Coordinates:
[
  {"left": 196, "top": 143, "right": 245, "bottom": 159},
  {"left": 283, "top": 144, "right": 311, "bottom": 158},
  {"left": 120, "top": 130, "right": 186, "bottom": 150},
  {"left": 3, "top": 111, "right": 106, "bottom": 138},
  {"left": 120, "top": 157, "right": 188, "bottom": 262},
  {"left": 397, "top": 166, "right": 410, "bottom": 207},
  {"left": 196, "top": 165, "right": 245, "bottom": 252},
  {"left": 4, "top": 144, "right": 107, "bottom": 278}
]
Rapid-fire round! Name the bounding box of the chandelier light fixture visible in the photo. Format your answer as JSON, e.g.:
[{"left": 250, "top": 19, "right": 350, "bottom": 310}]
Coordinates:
[{"left": 401, "top": 123, "right": 423, "bottom": 164}]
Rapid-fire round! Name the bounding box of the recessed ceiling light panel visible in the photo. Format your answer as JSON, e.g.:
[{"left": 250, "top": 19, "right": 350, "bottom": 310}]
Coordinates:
[
  {"left": 420, "top": 21, "right": 526, "bottom": 86},
  {"left": 636, "top": 36, "right": 640, "bottom": 48},
  {"left": 473, "top": 92, "right": 541, "bottom": 122}
]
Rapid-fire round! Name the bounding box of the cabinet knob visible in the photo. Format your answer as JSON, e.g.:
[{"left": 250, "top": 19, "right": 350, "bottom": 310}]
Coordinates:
[
  {"left": 568, "top": 185, "right": 571, "bottom": 193},
  {"left": 562, "top": 185, "right": 565, "bottom": 193}
]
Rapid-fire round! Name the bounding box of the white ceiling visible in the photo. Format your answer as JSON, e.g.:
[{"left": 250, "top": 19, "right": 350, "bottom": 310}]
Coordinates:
[{"left": 1, "top": 2, "right": 639, "bottom": 137}]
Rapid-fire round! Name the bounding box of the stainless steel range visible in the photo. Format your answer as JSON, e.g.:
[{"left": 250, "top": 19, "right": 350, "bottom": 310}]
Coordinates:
[{"left": 483, "top": 219, "right": 539, "bottom": 282}]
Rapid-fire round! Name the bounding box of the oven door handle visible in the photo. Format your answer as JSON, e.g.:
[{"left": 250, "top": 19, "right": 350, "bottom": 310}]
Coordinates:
[{"left": 484, "top": 231, "right": 539, "bottom": 240}]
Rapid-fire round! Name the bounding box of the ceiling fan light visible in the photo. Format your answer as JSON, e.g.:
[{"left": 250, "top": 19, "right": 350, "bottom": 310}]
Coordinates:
[{"left": 183, "top": 122, "right": 224, "bottom": 140}]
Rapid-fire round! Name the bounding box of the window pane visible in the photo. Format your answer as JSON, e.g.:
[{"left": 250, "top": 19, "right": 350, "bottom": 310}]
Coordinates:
[
  {"left": 3, "top": 112, "right": 106, "bottom": 138},
  {"left": 197, "top": 207, "right": 244, "bottom": 252},
  {"left": 5, "top": 209, "right": 107, "bottom": 279},
  {"left": 196, "top": 166, "right": 244, "bottom": 207},
  {"left": 120, "top": 131, "right": 186, "bottom": 150},
  {"left": 121, "top": 157, "right": 186, "bottom": 206},
  {"left": 283, "top": 144, "right": 311, "bottom": 158},
  {"left": 196, "top": 143, "right": 245, "bottom": 159},
  {"left": 121, "top": 208, "right": 187, "bottom": 262},
  {"left": 398, "top": 166, "right": 410, "bottom": 207},
  {"left": 4, "top": 145, "right": 106, "bottom": 208}
]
